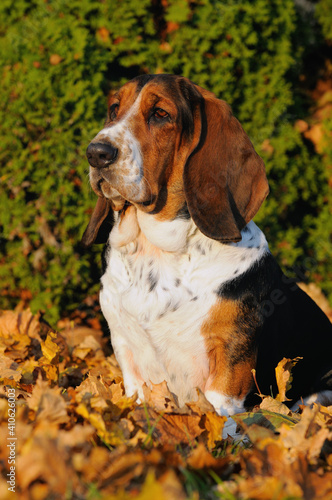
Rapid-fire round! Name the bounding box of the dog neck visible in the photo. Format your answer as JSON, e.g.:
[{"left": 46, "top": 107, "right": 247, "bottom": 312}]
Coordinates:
[{"left": 107, "top": 204, "right": 269, "bottom": 285}]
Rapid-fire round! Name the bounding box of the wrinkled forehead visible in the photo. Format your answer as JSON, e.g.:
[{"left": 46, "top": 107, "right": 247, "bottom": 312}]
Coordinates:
[{"left": 109, "top": 75, "right": 189, "bottom": 113}]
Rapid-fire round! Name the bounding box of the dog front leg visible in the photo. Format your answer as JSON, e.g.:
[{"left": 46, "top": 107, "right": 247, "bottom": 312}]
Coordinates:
[
  {"left": 204, "top": 348, "right": 256, "bottom": 439},
  {"left": 110, "top": 332, "right": 145, "bottom": 402}
]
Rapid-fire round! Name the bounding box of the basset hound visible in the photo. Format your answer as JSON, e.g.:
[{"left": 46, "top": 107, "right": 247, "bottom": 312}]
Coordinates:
[{"left": 82, "top": 74, "right": 332, "bottom": 435}]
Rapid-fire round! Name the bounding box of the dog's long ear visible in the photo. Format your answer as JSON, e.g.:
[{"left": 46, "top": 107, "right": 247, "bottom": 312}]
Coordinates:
[
  {"left": 81, "top": 197, "right": 114, "bottom": 248},
  {"left": 183, "top": 94, "right": 269, "bottom": 242}
]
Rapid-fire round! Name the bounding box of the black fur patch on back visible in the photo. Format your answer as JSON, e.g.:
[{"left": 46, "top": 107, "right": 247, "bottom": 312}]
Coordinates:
[
  {"left": 217, "top": 251, "right": 332, "bottom": 408},
  {"left": 216, "top": 252, "right": 280, "bottom": 304}
]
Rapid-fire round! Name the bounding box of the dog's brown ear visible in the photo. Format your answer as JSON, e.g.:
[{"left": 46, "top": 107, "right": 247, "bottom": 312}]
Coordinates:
[
  {"left": 81, "top": 197, "right": 114, "bottom": 248},
  {"left": 183, "top": 95, "right": 269, "bottom": 242}
]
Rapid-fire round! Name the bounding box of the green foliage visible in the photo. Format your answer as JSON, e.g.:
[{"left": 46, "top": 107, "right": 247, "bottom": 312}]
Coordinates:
[
  {"left": 0, "top": 0, "right": 331, "bottom": 321},
  {"left": 316, "top": 0, "right": 332, "bottom": 41}
]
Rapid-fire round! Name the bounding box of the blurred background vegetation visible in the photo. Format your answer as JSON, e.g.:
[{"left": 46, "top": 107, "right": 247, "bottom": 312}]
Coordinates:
[{"left": 0, "top": 0, "right": 331, "bottom": 323}]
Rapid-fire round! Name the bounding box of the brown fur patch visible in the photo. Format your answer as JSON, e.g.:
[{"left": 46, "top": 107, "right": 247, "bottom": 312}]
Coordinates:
[
  {"left": 107, "top": 76, "right": 202, "bottom": 219},
  {"left": 154, "top": 96, "right": 202, "bottom": 222},
  {"left": 107, "top": 81, "right": 140, "bottom": 124},
  {"left": 85, "top": 74, "right": 268, "bottom": 244},
  {"left": 202, "top": 299, "right": 259, "bottom": 399},
  {"left": 183, "top": 91, "right": 269, "bottom": 242}
]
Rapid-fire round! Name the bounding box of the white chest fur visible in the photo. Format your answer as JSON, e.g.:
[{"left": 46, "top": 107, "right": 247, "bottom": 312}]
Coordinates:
[{"left": 100, "top": 207, "right": 269, "bottom": 404}]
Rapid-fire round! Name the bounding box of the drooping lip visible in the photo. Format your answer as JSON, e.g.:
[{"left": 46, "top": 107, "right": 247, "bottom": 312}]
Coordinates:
[
  {"left": 92, "top": 170, "right": 154, "bottom": 204},
  {"left": 97, "top": 178, "right": 124, "bottom": 201}
]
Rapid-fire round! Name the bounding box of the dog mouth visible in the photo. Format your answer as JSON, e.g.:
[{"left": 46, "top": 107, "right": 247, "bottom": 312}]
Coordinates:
[
  {"left": 94, "top": 178, "right": 125, "bottom": 209},
  {"left": 96, "top": 178, "right": 120, "bottom": 198},
  {"left": 91, "top": 169, "right": 155, "bottom": 209}
]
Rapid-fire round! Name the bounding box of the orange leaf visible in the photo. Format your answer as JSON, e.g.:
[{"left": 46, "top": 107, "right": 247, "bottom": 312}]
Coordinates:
[
  {"left": 28, "top": 375, "right": 69, "bottom": 424},
  {"left": 0, "top": 355, "right": 22, "bottom": 382},
  {"left": 142, "top": 380, "right": 179, "bottom": 412},
  {"left": 275, "top": 357, "right": 302, "bottom": 402},
  {"left": 0, "top": 309, "right": 42, "bottom": 341},
  {"left": 97, "top": 27, "right": 110, "bottom": 43},
  {"left": 203, "top": 412, "right": 226, "bottom": 449},
  {"left": 186, "top": 387, "right": 216, "bottom": 414},
  {"left": 49, "top": 54, "right": 62, "bottom": 65},
  {"left": 187, "top": 443, "right": 230, "bottom": 470},
  {"left": 41, "top": 331, "right": 59, "bottom": 362},
  {"left": 131, "top": 407, "right": 203, "bottom": 445}
]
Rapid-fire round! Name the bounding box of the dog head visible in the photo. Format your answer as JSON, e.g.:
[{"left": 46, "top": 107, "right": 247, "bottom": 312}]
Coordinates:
[{"left": 82, "top": 74, "right": 269, "bottom": 247}]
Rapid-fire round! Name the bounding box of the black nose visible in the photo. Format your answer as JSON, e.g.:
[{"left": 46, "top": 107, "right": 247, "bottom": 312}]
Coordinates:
[{"left": 86, "top": 142, "right": 118, "bottom": 169}]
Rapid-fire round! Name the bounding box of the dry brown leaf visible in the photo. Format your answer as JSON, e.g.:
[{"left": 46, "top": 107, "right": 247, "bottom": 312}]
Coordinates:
[
  {"left": 61, "top": 325, "right": 105, "bottom": 350},
  {"left": 186, "top": 387, "right": 216, "bottom": 414},
  {"left": 275, "top": 357, "right": 302, "bottom": 402},
  {"left": 187, "top": 442, "right": 230, "bottom": 470},
  {"left": 72, "top": 334, "right": 103, "bottom": 360},
  {"left": 114, "top": 417, "right": 135, "bottom": 439},
  {"left": 306, "top": 470, "right": 332, "bottom": 499},
  {"left": 279, "top": 405, "right": 332, "bottom": 462},
  {"left": 313, "top": 404, "right": 332, "bottom": 427},
  {"left": 142, "top": 380, "right": 180, "bottom": 411},
  {"left": 0, "top": 354, "right": 22, "bottom": 382},
  {"left": 2, "top": 307, "right": 332, "bottom": 499},
  {"left": 0, "top": 398, "right": 9, "bottom": 421},
  {"left": 107, "top": 381, "right": 125, "bottom": 403},
  {"left": 127, "top": 428, "right": 150, "bottom": 447},
  {"left": 75, "top": 374, "right": 112, "bottom": 408},
  {"left": 17, "top": 437, "right": 77, "bottom": 493},
  {"left": 41, "top": 363, "right": 59, "bottom": 382},
  {"left": 0, "top": 309, "right": 43, "bottom": 341},
  {"left": 158, "top": 469, "right": 187, "bottom": 500},
  {"left": 157, "top": 412, "right": 204, "bottom": 445},
  {"left": 81, "top": 446, "right": 110, "bottom": 483},
  {"left": 98, "top": 445, "right": 150, "bottom": 489},
  {"left": 106, "top": 354, "right": 123, "bottom": 377},
  {"left": 0, "top": 478, "right": 14, "bottom": 500},
  {"left": 88, "top": 355, "right": 124, "bottom": 384},
  {"left": 40, "top": 331, "right": 59, "bottom": 362},
  {"left": 203, "top": 412, "right": 226, "bottom": 449},
  {"left": 260, "top": 395, "right": 296, "bottom": 416},
  {"left": 27, "top": 375, "right": 69, "bottom": 424},
  {"left": 134, "top": 470, "right": 183, "bottom": 500},
  {"left": 20, "top": 358, "right": 40, "bottom": 384},
  {"left": 57, "top": 424, "right": 95, "bottom": 448},
  {"left": 131, "top": 406, "right": 204, "bottom": 445},
  {"left": 220, "top": 473, "right": 303, "bottom": 500},
  {"left": 75, "top": 374, "right": 132, "bottom": 420}
]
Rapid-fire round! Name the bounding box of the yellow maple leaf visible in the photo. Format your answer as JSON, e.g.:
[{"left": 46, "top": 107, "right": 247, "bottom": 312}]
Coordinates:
[
  {"left": 42, "top": 363, "right": 59, "bottom": 382},
  {"left": 135, "top": 471, "right": 169, "bottom": 500},
  {"left": 204, "top": 412, "right": 226, "bottom": 449},
  {"left": 41, "top": 332, "right": 59, "bottom": 362},
  {"left": 275, "top": 357, "right": 302, "bottom": 403}
]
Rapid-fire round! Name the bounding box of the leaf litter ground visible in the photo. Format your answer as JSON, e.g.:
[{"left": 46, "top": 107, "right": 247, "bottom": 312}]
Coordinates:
[{"left": 0, "top": 308, "right": 332, "bottom": 499}]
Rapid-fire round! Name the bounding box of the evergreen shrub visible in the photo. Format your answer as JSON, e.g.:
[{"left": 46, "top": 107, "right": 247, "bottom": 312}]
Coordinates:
[{"left": 0, "top": 0, "right": 331, "bottom": 322}]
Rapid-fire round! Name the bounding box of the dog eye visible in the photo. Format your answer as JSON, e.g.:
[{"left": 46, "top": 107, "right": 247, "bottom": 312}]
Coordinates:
[
  {"left": 153, "top": 108, "right": 169, "bottom": 119},
  {"left": 109, "top": 104, "right": 119, "bottom": 121}
]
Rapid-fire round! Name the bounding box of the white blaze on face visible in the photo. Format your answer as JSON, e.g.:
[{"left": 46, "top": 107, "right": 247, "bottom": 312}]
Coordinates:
[
  {"left": 89, "top": 91, "right": 149, "bottom": 202},
  {"left": 93, "top": 92, "right": 143, "bottom": 178}
]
